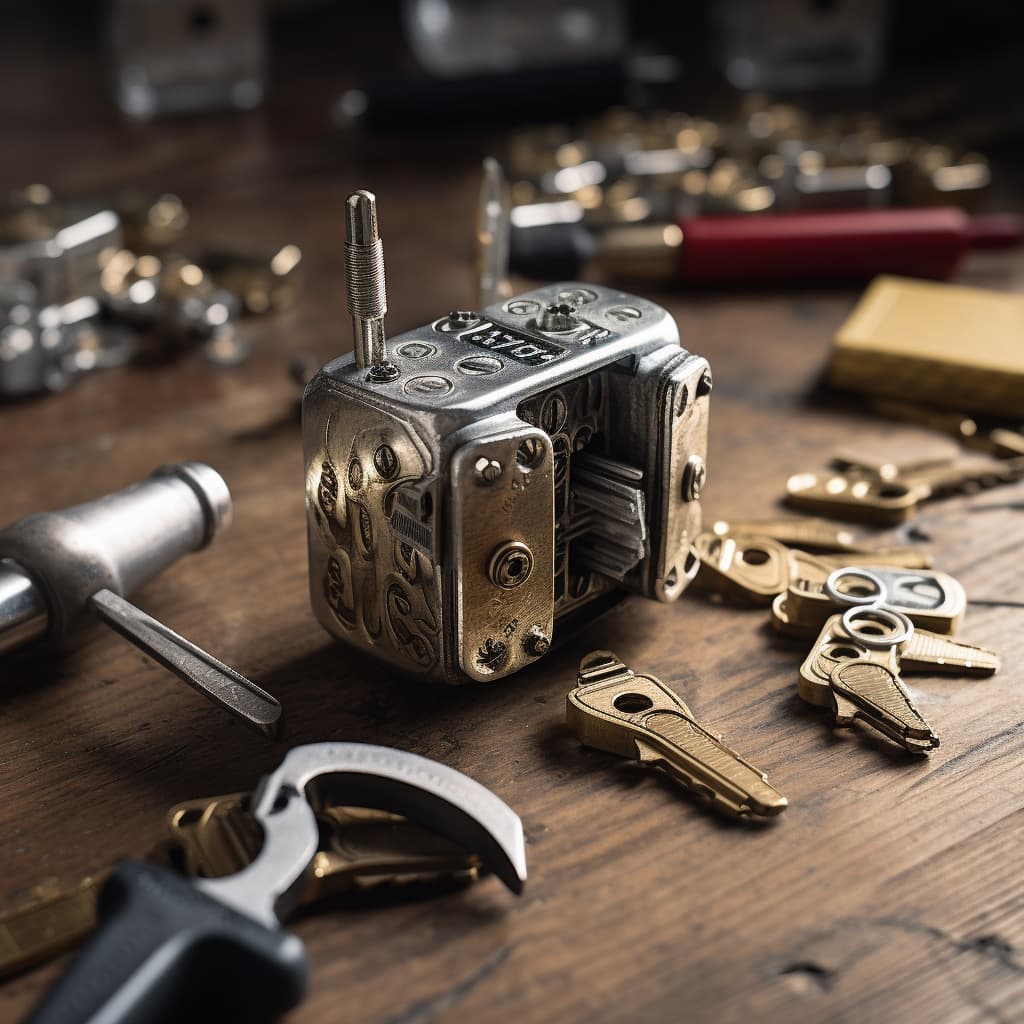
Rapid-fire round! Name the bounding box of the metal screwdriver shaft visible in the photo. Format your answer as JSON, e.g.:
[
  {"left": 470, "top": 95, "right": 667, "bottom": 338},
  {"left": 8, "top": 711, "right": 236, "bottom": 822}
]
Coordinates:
[
  {"left": 345, "top": 190, "right": 398, "bottom": 382},
  {"left": 0, "top": 463, "right": 282, "bottom": 736}
]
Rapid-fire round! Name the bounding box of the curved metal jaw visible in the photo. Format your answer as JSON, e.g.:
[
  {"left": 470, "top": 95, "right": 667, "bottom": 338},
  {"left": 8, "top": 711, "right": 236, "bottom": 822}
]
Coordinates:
[{"left": 198, "top": 743, "right": 527, "bottom": 927}]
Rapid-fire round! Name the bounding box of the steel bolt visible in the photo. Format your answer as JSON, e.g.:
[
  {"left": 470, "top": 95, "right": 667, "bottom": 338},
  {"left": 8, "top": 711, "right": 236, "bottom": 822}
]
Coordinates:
[
  {"left": 682, "top": 455, "right": 706, "bottom": 501},
  {"left": 475, "top": 457, "right": 503, "bottom": 484},
  {"left": 447, "top": 310, "right": 479, "bottom": 330},
  {"left": 489, "top": 541, "right": 534, "bottom": 589},
  {"left": 523, "top": 626, "right": 551, "bottom": 657},
  {"left": 538, "top": 302, "right": 579, "bottom": 332}
]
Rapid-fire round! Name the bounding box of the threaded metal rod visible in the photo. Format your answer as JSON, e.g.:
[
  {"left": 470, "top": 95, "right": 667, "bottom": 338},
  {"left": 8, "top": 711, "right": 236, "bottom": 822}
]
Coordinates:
[{"left": 345, "top": 190, "right": 389, "bottom": 370}]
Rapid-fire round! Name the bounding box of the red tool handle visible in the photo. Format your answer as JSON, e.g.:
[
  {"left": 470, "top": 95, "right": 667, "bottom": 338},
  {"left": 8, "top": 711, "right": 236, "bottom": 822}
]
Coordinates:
[{"left": 676, "top": 207, "right": 986, "bottom": 285}]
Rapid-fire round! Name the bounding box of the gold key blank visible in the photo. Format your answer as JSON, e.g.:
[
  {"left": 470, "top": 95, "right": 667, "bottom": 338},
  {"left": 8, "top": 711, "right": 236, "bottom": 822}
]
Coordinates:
[{"left": 567, "top": 651, "right": 787, "bottom": 818}]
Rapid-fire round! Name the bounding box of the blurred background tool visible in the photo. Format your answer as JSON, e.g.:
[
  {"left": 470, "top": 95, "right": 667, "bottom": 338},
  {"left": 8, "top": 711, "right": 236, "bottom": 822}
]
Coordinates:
[
  {"left": 567, "top": 207, "right": 1024, "bottom": 286},
  {"left": 0, "top": 463, "right": 283, "bottom": 735}
]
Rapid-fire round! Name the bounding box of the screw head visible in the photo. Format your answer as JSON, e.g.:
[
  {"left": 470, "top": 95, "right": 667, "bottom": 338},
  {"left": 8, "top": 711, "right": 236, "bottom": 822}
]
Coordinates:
[
  {"left": 475, "top": 457, "right": 503, "bottom": 484},
  {"left": 446, "top": 310, "right": 479, "bottom": 330},
  {"left": 538, "top": 302, "right": 579, "bottom": 332},
  {"left": 489, "top": 541, "right": 534, "bottom": 589},
  {"left": 367, "top": 361, "right": 400, "bottom": 384},
  {"left": 475, "top": 637, "right": 509, "bottom": 673},
  {"left": 682, "top": 455, "right": 706, "bottom": 501},
  {"left": 524, "top": 626, "right": 551, "bottom": 657}
]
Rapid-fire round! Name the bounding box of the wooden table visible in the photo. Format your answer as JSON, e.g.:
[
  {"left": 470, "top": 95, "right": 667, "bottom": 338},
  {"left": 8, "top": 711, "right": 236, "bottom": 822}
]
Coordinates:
[{"left": 2, "top": 29, "right": 1023, "bottom": 1024}]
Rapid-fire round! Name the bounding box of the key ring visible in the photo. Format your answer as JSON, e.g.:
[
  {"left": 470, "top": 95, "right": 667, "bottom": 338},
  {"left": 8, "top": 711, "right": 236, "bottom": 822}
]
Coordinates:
[
  {"left": 824, "top": 567, "right": 887, "bottom": 607},
  {"left": 841, "top": 605, "right": 915, "bottom": 649}
]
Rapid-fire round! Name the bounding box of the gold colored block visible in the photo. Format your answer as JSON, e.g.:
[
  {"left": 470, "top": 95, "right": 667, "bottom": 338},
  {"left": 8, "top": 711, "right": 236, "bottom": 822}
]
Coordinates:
[{"left": 829, "top": 276, "right": 1024, "bottom": 417}]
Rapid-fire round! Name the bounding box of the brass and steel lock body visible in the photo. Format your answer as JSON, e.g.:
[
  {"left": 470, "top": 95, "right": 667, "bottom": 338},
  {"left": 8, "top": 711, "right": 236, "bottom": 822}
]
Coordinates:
[{"left": 303, "top": 194, "right": 709, "bottom": 684}]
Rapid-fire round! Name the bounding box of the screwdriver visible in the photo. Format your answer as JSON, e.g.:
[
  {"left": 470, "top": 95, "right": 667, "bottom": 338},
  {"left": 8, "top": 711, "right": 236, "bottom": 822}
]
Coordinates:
[
  {"left": 0, "top": 463, "right": 282, "bottom": 735},
  {"left": 510, "top": 205, "right": 1024, "bottom": 285}
]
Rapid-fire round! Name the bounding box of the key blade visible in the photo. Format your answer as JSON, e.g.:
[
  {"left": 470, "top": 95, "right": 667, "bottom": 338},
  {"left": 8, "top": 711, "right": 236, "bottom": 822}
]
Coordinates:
[
  {"left": 901, "top": 630, "right": 1000, "bottom": 676},
  {"left": 713, "top": 516, "right": 869, "bottom": 553},
  {"left": 159, "top": 794, "right": 479, "bottom": 902},
  {"left": 568, "top": 652, "right": 787, "bottom": 818},
  {"left": 90, "top": 589, "right": 283, "bottom": 737},
  {"left": 829, "top": 660, "right": 939, "bottom": 753}
]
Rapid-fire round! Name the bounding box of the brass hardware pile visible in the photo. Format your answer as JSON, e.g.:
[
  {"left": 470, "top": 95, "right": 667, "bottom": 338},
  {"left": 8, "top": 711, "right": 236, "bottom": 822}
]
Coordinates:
[
  {"left": 505, "top": 101, "right": 993, "bottom": 226},
  {"left": 0, "top": 185, "right": 301, "bottom": 398},
  {"left": 696, "top": 516, "right": 1000, "bottom": 755}
]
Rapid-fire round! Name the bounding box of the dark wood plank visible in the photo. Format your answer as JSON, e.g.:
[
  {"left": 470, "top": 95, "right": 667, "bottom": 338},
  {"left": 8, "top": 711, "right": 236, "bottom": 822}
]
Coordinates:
[{"left": 1, "top": 31, "right": 1023, "bottom": 1024}]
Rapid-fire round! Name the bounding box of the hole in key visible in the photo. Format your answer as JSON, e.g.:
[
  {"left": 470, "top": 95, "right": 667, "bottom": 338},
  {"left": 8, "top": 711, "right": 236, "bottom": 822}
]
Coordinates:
[
  {"left": 613, "top": 692, "right": 654, "bottom": 713},
  {"left": 828, "top": 645, "right": 862, "bottom": 660},
  {"left": 740, "top": 547, "right": 770, "bottom": 565},
  {"left": 877, "top": 484, "right": 909, "bottom": 499}
]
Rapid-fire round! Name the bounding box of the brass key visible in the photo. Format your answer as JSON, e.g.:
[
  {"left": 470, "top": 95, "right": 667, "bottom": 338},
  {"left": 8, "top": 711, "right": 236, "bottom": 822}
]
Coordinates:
[
  {"left": 0, "top": 795, "right": 478, "bottom": 981},
  {"left": 567, "top": 651, "right": 787, "bottom": 818},
  {"left": 787, "top": 453, "right": 1024, "bottom": 524},
  {"left": 695, "top": 531, "right": 931, "bottom": 607},
  {"left": 781, "top": 561, "right": 967, "bottom": 636},
  {"left": 797, "top": 609, "right": 998, "bottom": 753}
]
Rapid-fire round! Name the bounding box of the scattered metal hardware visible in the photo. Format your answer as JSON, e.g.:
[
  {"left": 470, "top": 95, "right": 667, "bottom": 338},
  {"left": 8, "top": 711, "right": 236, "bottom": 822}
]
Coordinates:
[
  {"left": 26, "top": 742, "right": 526, "bottom": 1023},
  {"left": 0, "top": 187, "right": 301, "bottom": 397},
  {"left": 197, "top": 242, "right": 303, "bottom": 315},
  {"left": 304, "top": 189, "right": 710, "bottom": 684},
  {"left": 567, "top": 651, "right": 787, "bottom": 818},
  {"left": 108, "top": 0, "right": 267, "bottom": 120},
  {"left": 117, "top": 192, "right": 190, "bottom": 251},
  {"left": 1, "top": 790, "right": 481, "bottom": 981},
  {"left": 504, "top": 104, "right": 996, "bottom": 223},
  {"left": 0, "top": 463, "right": 282, "bottom": 735}
]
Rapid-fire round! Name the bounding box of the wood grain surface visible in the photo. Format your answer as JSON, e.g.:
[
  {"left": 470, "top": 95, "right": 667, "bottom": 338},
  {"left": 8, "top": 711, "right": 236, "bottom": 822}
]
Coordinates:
[{"left": 2, "top": 22, "right": 1023, "bottom": 1024}]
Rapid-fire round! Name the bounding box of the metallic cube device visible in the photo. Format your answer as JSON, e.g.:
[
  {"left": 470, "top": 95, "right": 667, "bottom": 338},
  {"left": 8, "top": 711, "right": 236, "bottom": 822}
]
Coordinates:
[{"left": 303, "top": 193, "right": 710, "bottom": 684}]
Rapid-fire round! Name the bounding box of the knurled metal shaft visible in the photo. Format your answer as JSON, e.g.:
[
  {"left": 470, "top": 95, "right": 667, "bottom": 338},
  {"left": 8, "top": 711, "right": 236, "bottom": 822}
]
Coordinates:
[{"left": 345, "top": 190, "right": 389, "bottom": 370}]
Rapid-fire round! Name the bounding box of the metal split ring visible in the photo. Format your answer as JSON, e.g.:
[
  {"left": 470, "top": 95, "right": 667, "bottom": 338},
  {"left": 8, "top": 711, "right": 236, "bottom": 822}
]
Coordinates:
[
  {"left": 825, "top": 567, "right": 886, "bottom": 607},
  {"left": 840, "top": 605, "right": 915, "bottom": 649}
]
